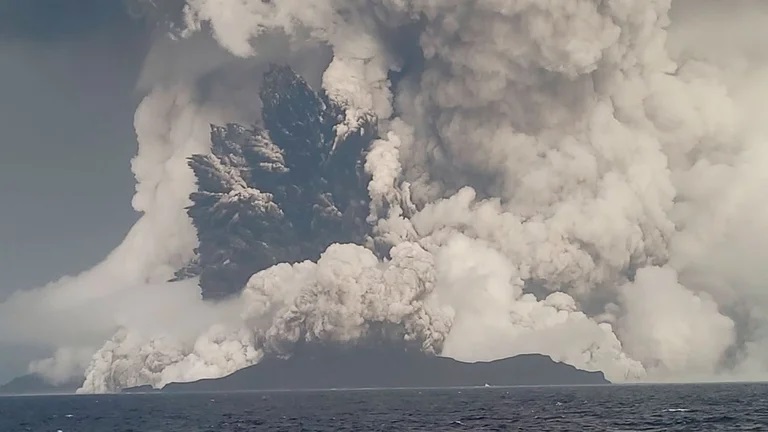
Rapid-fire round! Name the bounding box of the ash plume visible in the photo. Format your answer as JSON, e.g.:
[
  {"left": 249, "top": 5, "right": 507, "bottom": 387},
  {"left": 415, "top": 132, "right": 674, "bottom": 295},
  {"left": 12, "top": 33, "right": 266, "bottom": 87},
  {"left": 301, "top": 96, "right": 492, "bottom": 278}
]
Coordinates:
[
  {"left": 7, "top": 0, "right": 768, "bottom": 392},
  {"left": 177, "top": 65, "right": 375, "bottom": 299}
]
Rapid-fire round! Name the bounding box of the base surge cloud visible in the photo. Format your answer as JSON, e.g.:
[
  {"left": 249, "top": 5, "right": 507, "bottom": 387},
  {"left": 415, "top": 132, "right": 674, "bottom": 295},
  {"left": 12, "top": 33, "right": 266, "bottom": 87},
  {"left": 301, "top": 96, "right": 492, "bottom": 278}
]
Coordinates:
[{"left": 4, "top": 0, "right": 768, "bottom": 392}]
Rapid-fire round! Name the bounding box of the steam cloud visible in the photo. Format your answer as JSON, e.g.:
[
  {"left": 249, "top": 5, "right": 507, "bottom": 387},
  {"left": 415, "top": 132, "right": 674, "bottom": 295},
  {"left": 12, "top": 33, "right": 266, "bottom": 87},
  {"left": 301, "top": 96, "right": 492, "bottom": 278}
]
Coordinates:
[{"left": 4, "top": 0, "right": 768, "bottom": 392}]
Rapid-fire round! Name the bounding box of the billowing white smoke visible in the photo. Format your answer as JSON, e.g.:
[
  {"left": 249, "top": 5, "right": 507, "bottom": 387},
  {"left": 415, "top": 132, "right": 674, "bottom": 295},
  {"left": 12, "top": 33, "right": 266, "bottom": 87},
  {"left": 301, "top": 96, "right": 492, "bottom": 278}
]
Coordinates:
[
  {"left": 618, "top": 266, "right": 735, "bottom": 380},
  {"left": 10, "top": 0, "right": 768, "bottom": 391},
  {"left": 80, "top": 242, "right": 451, "bottom": 392}
]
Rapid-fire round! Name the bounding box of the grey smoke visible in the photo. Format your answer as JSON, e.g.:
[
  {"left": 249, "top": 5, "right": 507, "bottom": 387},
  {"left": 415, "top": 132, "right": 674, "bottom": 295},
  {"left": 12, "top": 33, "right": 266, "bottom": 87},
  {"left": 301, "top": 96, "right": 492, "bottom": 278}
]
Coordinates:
[{"left": 5, "top": 0, "right": 768, "bottom": 391}]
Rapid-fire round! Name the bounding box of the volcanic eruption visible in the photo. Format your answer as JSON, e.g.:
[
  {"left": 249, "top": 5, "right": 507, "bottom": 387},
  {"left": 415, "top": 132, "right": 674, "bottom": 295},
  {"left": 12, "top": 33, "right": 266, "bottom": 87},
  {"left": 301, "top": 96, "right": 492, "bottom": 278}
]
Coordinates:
[{"left": 4, "top": 0, "right": 768, "bottom": 393}]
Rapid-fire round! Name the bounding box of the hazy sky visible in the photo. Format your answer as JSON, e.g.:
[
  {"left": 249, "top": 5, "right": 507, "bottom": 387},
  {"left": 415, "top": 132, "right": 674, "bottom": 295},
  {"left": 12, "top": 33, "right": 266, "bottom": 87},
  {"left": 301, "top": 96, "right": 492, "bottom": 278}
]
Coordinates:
[{"left": 0, "top": 1, "right": 151, "bottom": 295}]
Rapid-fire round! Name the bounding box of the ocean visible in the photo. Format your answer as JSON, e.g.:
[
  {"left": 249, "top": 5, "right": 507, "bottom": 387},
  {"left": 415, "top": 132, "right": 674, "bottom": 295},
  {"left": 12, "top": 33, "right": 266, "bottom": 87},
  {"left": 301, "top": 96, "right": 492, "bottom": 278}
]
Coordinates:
[{"left": 0, "top": 383, "right": 765, "bottom": 431}]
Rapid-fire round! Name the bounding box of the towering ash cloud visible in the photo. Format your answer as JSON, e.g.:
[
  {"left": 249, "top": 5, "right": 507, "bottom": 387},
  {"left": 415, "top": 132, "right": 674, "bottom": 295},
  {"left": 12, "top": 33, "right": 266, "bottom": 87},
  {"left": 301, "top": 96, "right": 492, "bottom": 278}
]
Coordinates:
[
  {"left": 178, "top": 65, "right": 375, "bottom": 299},
  {"left": 6, "top": 0, "right": 768, "bottom": 392}
]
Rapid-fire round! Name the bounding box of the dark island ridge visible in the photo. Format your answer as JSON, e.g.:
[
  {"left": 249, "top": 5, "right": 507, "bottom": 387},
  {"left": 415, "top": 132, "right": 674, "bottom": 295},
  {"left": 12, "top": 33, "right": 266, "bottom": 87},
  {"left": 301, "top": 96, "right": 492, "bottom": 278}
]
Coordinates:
[
  {"left": 0, "top": 349, "right": 608, "bottom": 395},
  {"left": 123, "top": 347, "right": 609, "bottom": 394}
]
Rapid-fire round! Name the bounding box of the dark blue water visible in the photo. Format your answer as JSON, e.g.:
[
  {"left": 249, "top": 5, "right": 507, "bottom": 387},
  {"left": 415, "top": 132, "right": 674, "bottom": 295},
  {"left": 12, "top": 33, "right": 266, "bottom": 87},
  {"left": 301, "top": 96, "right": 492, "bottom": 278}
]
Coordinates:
[{"left": 1, "top": 384, "right": 766, "bottom": 431}]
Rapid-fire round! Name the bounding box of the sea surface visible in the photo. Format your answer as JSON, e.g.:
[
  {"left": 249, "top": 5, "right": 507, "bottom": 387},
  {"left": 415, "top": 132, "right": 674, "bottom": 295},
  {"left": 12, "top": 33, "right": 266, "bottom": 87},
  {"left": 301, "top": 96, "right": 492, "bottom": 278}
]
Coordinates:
[{"left": 1, "top": 383, "right": 766, "bottom": 431}]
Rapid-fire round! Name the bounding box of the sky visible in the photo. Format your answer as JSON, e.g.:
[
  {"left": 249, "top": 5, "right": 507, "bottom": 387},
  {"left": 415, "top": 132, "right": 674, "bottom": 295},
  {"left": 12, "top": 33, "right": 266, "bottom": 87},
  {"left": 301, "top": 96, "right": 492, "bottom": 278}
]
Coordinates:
[
  {"left": 0, "top": 1, "right": 149, "bottom": 295},
  {"left": 0, "top": 1, "right": 154, "bottom": 380}
]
